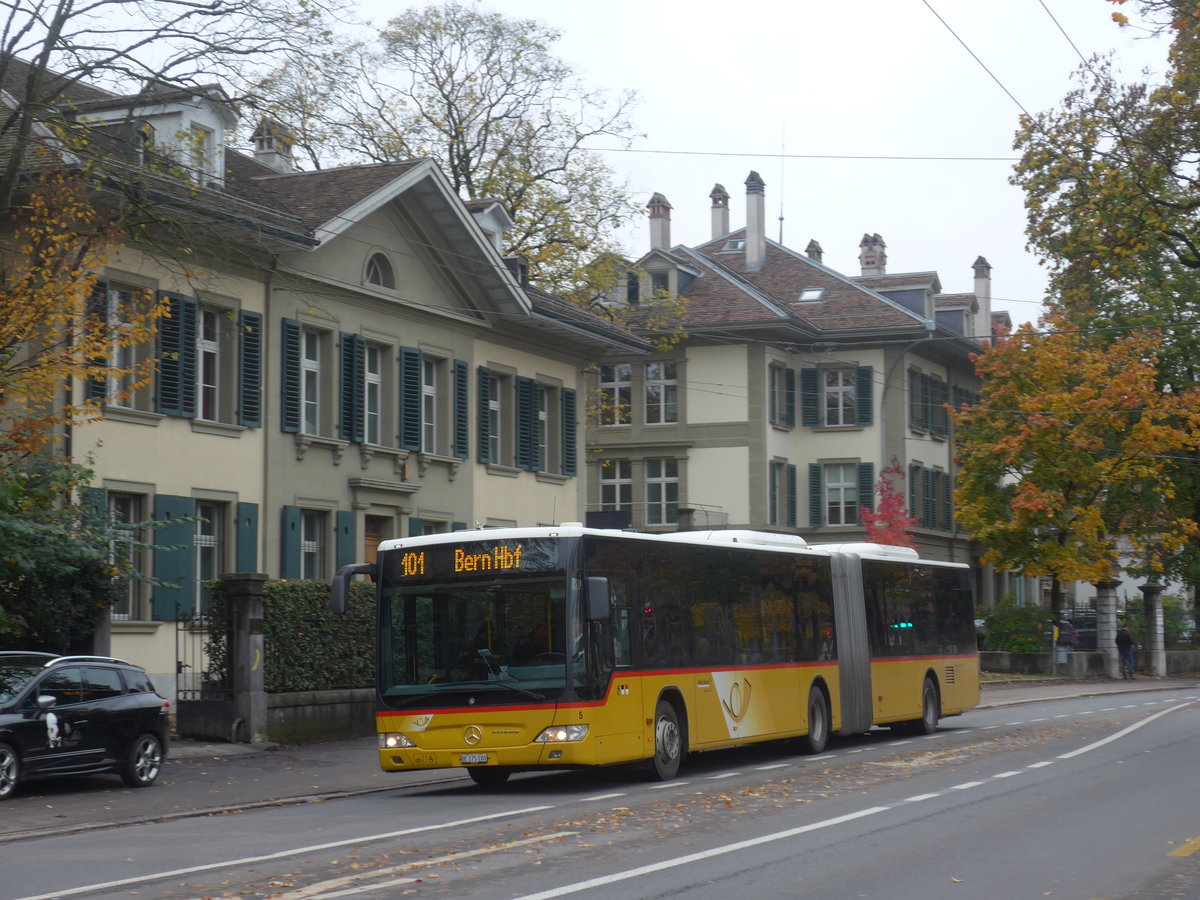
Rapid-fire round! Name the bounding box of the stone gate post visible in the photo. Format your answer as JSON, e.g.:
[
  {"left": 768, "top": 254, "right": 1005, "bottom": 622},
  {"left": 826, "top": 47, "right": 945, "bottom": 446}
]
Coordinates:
[
  {"left": 1094, "top": 579, "right": 1120, "bottom": 679},
  {"left": 220, "top": 572, "right": 269, "bottom": 743},
  {"left": 1139, "top": 582, "right": 1166, "bottom": 677}
]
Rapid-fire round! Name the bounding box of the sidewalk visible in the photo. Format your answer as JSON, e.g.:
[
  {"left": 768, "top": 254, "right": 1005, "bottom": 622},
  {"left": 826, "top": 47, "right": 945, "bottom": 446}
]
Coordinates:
[{"left": 976, "top": 674, "right": 1200, "bottom": 709}]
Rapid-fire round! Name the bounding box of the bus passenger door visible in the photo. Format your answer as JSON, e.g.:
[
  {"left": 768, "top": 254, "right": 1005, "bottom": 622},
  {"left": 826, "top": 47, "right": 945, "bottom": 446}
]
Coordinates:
[{"left": 589, "top": 578, "right": 642, "bottom": 763}]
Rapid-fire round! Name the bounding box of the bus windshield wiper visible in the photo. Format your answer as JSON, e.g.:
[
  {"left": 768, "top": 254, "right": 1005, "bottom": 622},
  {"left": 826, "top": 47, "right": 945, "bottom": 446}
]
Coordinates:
[
  {"left": 455, "top": 679, "right": 546, "bottom": 701},
  {"left": 389, "top": 681, "right": 546, "bottom": 706}
]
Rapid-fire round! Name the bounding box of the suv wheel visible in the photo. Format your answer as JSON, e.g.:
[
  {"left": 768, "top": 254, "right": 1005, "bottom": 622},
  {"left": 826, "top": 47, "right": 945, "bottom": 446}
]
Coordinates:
[
  {"left": 120, "top": 733, "right": 163, "bottom": 787},
  {"left": 0, "top": 742, "right": 20, "bottom": 800}
]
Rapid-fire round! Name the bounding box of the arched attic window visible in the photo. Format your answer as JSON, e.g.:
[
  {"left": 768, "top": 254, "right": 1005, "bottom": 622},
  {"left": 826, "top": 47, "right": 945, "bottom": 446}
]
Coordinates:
[{"left": 365, "top": 252, "right": 395, "bottom": 289}]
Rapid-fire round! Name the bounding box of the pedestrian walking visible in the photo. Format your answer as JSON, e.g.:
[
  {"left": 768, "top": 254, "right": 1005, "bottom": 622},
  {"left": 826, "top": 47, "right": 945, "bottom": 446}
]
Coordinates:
[{"left": 1116, "top": 623, "right": 1135, "bottom": 679}]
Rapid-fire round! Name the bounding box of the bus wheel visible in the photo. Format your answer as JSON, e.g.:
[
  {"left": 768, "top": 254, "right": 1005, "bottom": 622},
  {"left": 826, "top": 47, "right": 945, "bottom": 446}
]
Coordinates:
[
  {"left": 467, "top": 766, "right": 511, "bottom": 787},
  {"left": 914, "top": 679, "right": 940, "bottom": 735},
  {"left": 802, "top": 686, "right": 829, "bottom": 754},
  {"left": 651, "top": 700, "right": 683, "bottom": 780}
]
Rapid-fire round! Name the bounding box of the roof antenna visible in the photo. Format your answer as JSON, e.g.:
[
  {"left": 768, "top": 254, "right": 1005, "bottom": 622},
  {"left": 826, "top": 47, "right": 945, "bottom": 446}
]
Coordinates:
[{"left": 778, "top": 126, "right": 786, "bottom": 244}]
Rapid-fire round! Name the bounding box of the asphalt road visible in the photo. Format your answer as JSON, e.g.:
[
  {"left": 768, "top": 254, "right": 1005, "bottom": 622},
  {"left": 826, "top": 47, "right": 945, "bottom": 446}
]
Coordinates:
[{"left": 1, "top": 678, "right": 1198, "bottom": 900}]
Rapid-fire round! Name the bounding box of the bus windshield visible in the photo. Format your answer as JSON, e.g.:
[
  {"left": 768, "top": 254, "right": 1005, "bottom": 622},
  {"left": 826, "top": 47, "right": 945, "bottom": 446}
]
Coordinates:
[{"left": 380, "top": 578, "right": 567, "bottom": 707}]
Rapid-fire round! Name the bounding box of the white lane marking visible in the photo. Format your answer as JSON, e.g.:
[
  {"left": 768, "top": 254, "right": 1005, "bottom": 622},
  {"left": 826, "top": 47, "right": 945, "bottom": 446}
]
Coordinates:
[
  {"left": 511, "top": 807, "right": 890, "bottom": 900},
  {"left": 1030, "top": 717, "right": 1049, "bottom": 722},
  {"left": 708, "top": 772, "right": 739, "bottom": 780},
  {"left": 890, "top": 739, "right": 914, "bottom": 745},
  {"left": 807, "top": 754, "right": 835, "bottom": 761},
  {"left": 993, "top": 771, "right": 1021, "bottom": 779},
  {"left": 579, "top": 793, "right": 626, "bottom": 802},
  {"left": 11, "top": 806, "right": 558, "bottom": 900},
  {"left": 847, "top": 748, "right": 866, "bottom": 754},
  {"left": 1027, "top": 761, "right": 1054, "bottom": 769},
  {"left": 756, "top": 763, "right": 790, "bottom": 771},
  {"left": 950, "top": 781, "right": 984, "bottom": 790},
  {"left": 904, "top": 793, "right": 941, "bottom": 802},
  {"left": 283, "top": 833, "right": 575, "bottom": 899},
  {"left": 1057, "top": 702, "right": 1194, "bottom": 760},
  {"left": 647, "top": 782, "right": 685, "bottom": 790}
]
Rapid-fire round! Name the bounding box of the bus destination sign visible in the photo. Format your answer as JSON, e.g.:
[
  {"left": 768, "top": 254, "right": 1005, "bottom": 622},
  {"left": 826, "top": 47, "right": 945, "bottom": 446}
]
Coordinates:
[{"left": 389, "top": 538, "right": 559, "bottom": 582}]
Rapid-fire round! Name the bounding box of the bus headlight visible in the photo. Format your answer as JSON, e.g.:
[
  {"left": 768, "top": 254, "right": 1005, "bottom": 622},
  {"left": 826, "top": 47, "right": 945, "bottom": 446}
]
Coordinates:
[
  {"left": 533, "top": 724, "right": 589, "bottom": 743},
  {"left": 379, "top": 733, "right": 416, "bottom": 749}
]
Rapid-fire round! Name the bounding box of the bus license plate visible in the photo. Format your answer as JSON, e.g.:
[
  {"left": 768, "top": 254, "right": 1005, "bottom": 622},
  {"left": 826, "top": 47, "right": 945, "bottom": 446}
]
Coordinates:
[{"left": 460, "top": 753, "right": 488, "bottom": 765}]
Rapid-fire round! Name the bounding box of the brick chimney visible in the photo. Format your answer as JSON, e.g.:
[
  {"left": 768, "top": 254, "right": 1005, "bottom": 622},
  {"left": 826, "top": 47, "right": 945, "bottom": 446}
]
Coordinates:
[
  {"left": 805, "top": 239, "right": 823, "bottom": 264},
  {"left": 648, "top": 192, "right": 672, "bottom": 250},
  {"left": 745, "top": 171, "right": 765, "bottom": 271},
  {"left": 710, "top": 183, "right": 730, "bottom": 239},
  {"left": 859, "top": 233, "right": 887, "bottom": 275},
  {"left": 251, "top": 117, "right": 295, "bottom": 174}
]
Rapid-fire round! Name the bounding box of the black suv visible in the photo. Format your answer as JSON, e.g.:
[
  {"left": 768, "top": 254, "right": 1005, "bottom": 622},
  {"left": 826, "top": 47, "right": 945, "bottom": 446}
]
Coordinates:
[{"left": 0, "top": 652, "right": 170, "bottom": 800}]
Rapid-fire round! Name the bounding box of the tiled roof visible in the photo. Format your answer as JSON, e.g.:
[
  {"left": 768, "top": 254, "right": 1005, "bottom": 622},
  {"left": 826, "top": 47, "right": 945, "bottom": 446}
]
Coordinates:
[
  {"left": 673, "top": 229, "right": 926, "bottom": 333},
  {"left": 251, "top": 160, "right": 426, "bottom": 231}
]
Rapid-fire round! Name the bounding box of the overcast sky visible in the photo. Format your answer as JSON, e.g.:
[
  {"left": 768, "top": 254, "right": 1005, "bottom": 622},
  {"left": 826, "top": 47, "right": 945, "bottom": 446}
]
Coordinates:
[{"left": 356, "top": 0, "right": 1171, "bottom": 330}]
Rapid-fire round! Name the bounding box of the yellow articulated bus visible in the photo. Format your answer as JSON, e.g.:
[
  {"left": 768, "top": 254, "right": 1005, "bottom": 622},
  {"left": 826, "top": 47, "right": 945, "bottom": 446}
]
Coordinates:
[{"left": 331, "top": 524, "right": 979, "bottom": 786}]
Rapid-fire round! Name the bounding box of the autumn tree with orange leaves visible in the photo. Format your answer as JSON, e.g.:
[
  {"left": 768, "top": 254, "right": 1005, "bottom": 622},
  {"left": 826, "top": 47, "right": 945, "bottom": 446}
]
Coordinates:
[
  {"left": 953, "top": 316, "right": 1200, "bottom": 618},
  {"left": 0, "top": 171, "right": 165, "bottom": 457},
  {"left": 860, "top": 457, "right": 917, "bottom": 550}
]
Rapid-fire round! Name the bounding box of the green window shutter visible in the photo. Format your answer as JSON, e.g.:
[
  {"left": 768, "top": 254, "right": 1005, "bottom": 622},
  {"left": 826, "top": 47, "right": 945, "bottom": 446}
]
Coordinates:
[
  {"left": 280, "top": 505, "right": 302, "bottom": 579},
  {"left": 562, "top": 388, "right": 577, "bottom": 477},
  {"left": 452, "top": 521, "right": 468, "bottom": 532},
  {"left": 923, "top": 469, "right": 936, "bottom": 527},
  {"left": 399, "top": 346, "right": 423, "bottom": 451},
  {"left": 933, "top": 379, "right": 950, "bottom": 437},
  {"left": 235, "top": 501, "right": 258, "bottom": 572},
  {"left": 941, "top": 471, "right": 953, "bottom": 531},
  {"left": 768, "top": 462, "right": 777, "bottom": 524},
  {"left": 336, "top": 510, "right": 356, "bottom": 570},
  {"left": 453, "top": 359, "right": 469, "bottom": 460},
  {"left": 408, "top": 516, "right": 425, "bottom": 536},
  {"left": 856, "top": 366, "right": 874, "bottom": 426},
  {"left": 237, "top": 310, "right": 263, "bottom": 428},
  {"left": 281, "top": 318, "right": 302, "bottom": 434},
  {"left": 156, "top": 293, "right": 197, "bottom": 418},
  {"left": 477, "top": 367, "right": 492, "bottom": 463},
  {"left": 339, "top": 333, "right": 366, "bottom": 443},
  {"left": 784, "top": 367, "right": 796, "bottom": 427},
  {"left": 515, "top": 376, "right": 537, "bottom": 470},
  {"left": 908, "top": 463, "right": 921, "bottom": 526},
  {"left": 768, "top": 364, "right": 778, "bottom": 423},
  {"left": 858, "top": 462, "right": 875, "bottom": 514},
  {"left": 151, "top": 494, "right": 196, "bottom": 620},
  {"left": 84, "top": 487, "right": 107, "bottom": 521},
  {"left": 800, "top": 368, "right": 819, "bottom": 427},
  {"left": 908, "top": 369, "right": 922, "bottom": 428},
  {"left": 808, "top": 464, "right": 823, "bottom": 527},
  {"left": 786, "top": 464, "right": 797, "bottom": 528},
  {"left": 920, "top": 373, "right": 933, "bottom": 431},
  {"left": 85, "top": 280, "right": 108, "bottom": 403}
]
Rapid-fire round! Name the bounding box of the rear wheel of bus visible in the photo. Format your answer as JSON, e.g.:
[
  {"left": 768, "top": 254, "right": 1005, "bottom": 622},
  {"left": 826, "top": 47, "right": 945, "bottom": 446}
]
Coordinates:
[{"left": 802, "top": 685, "right": 829, "bottom": 754}]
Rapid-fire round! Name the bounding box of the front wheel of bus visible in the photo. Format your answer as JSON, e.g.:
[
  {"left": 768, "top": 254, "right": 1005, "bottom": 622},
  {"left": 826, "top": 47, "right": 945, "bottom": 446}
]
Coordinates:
[
  {"left": 802, "top": 687, "right": 829, "bottom": 754},
  {"left": 651, "top": 700, "right": 683, "bottom": 780},
  {"left": 467, "top": 766, "right": 511, "bottom": 787}
]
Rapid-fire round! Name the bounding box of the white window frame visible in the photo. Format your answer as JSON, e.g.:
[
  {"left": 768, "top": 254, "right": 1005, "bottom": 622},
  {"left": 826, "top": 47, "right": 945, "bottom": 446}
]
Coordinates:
[
  {"left": 599, "top": 363, "right": 631, "bottom": 426},
  {"left": 365, "top": 345, "right": 381, "bottom": 445},
  {"left": 194, "top": 500, "right": 225, "bottom": 614},
  {"left": 644, "top": 361, "right": 677, "bottom": 425},
  {"left": 197, "top": 307, "right": 220, "bottom": 422},
  {"left": 825, "top": 462, "right": 858, "bottom": 526},
  {"left": 301, "top": 330, "right": 321, "bottom": 435},
  {"left": 823, "top": 368, "right": 856, "bottom": 427},
  {"left": 301, "top": 510, "right": 325, "bottom": 580},
  {"left": 535, "top": 385, "right": 548, "bottom": 471},
  {"left": 487, "top": 372, "right": 503, "bottom": 464},
  {"left": 600, "top": 459, "right": 632, "bottom": 511},
  {"left": 422, "top": 357, "right": 439, "bottom": 454},
  {"left": 645, "top": 458, "right": 679, "bottom": 526},
  {"left": 108, "top": 492, "right": 144, "bottom": 620}
]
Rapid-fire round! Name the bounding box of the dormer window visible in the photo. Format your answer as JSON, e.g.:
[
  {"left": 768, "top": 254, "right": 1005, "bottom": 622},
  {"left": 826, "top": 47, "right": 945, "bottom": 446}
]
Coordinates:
[
  {"left": 720, "top": 239, "right": 745, "bottom": 253},
  {"left": 651, "top": 272, "right": 669, "bottom": 296},
  {"left": 189, "top": 123, "right": 214, "bottom": 180},
  {"left": 798, "top": 288, "right": 825, "bottom": 302},
  {"left": 365, "top": 253, "right": 395, "bottom": 289}
]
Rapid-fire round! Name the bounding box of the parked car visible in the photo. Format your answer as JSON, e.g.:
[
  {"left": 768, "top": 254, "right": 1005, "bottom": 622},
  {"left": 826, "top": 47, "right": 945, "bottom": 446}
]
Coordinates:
[
  {"left": 1067, "top": 612, "right": 1098, "bottom": 650},
  {"left": 1043, "top": 620, "right": 1080, "bottom": 649},
  {"left": 0, "top": 652, "right": 170, "bottom": 800}
]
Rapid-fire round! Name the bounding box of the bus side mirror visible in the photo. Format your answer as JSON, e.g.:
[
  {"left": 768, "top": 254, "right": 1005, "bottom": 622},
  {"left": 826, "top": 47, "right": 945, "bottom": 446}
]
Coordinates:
[
  {"left": 585, "top": 577, "right": 610, "bottom": 621},
  {"left": 331, "top": 562, "right": 375, "bottom": 615}
]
